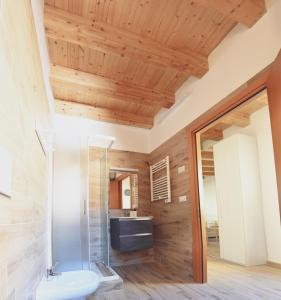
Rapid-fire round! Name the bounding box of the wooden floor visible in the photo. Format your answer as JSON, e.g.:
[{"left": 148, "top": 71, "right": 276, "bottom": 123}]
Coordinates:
[
  {"left": 208, "top": 240, "right": 220, "bottom": 259},
  {"left": 91, "top": 259, "right": 281, "bottom": 299}
]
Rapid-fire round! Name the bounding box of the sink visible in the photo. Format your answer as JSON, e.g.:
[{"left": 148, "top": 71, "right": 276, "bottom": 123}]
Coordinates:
[{"left": 36, "top": 270, "right": 100, "bottom": 300}]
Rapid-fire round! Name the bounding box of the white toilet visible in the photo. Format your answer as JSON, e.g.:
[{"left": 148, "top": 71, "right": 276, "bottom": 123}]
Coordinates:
[{"left": 36, "top": 270, "right": 100, "bottom": 300}]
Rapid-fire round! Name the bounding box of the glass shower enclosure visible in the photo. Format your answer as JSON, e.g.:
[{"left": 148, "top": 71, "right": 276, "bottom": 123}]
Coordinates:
[
  {"left": 52, "top": 137, "right": 90, "bottom": 272},
  {"left": 51, "top": 135, "right": 113, "bottom": 272},
  {"left": 100, "top": 148, "right": 110, "bottom": 266}
]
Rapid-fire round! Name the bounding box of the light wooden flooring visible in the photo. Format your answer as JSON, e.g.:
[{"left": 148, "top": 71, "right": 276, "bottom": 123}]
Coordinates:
[
  {"left": 208, "top": 240, "right": 220, "bottom": 259},
  {"left": 91, "top": 259, "right": 281, "bottom": 300}
]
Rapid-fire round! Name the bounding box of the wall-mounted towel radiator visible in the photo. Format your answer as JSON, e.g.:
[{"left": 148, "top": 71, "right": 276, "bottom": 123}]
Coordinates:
[{"left": 150, "top": 156, "right": 171, "bottom": 203}]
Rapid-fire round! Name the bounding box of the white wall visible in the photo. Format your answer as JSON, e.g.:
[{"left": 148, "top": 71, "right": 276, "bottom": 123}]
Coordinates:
[
  {"left": 54, "top": 114, "right": 150, "bottom": 153},
  {"left": 149, "top": 0, "right": 281, "bottom": 152},
  {"left": 214, "top": 134, "right": 267, "bottom": 266},
  {"left": 31, "top": 0, "right": 54, "bottom": 117},
  {"left": 202, "top": 176, "right": 218, "bottom": 223},
  {"left": 251, "top": 108, "right": 281, "bottom": 264},
  {"left": 219, "top": 106, "right": 281, "bottom": 264}
]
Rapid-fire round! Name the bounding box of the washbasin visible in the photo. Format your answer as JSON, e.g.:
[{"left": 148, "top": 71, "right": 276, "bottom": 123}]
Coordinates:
[{"left": 36, "top": 270, "right": 100, "bottom": 300}]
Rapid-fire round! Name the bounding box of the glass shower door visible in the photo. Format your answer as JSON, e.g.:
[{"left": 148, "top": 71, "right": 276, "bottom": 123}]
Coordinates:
[
  {"left": 100, "top": 149, "right": 109, "bottom": 266},
  {"left": 52, "top": 138, "right": 90, "bottom": 272}
]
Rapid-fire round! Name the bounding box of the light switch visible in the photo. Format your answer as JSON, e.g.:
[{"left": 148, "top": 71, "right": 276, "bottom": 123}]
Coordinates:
[
  {"left": 178, "top": 165, "right": 185, "bottom": 174},
  {"left": 179, "top": 195, "right": 187, "bottom": 202}
]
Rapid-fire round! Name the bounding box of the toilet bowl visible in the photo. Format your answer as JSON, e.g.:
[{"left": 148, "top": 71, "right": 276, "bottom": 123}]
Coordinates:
[{"left": 36, "top": 270, "right": 100, "bottom": 300}]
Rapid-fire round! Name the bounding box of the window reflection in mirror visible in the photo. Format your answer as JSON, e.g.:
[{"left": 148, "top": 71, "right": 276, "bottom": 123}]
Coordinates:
[{"left": 109, "top": 171, "right": 138, "bottom": 210}]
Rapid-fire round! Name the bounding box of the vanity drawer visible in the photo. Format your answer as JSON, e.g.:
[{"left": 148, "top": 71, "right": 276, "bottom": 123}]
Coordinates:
[
  {"left": 110, "top": 218, "right": 154, "bottom": 252},
  {"left": 119, "top": 219, "right": 153, "bottom": 235},
  {"left": 118, "top": 234, "right": 153, "bottom": 252}
]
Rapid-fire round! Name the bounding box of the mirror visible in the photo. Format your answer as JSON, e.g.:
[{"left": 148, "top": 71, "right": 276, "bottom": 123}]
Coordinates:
[{"left": 109, "top": 171, "right": 138, "bottom": 210}]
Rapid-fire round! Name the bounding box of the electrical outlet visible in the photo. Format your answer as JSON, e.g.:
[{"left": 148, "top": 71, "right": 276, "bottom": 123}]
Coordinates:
[{"left": 179, "top": 195, "right": 187, "bottom": 203}]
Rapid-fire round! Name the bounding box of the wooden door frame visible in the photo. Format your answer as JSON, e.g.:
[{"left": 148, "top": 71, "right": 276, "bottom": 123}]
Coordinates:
[{"left": 187, "top": 63, "right": 273, "bottom": 283}]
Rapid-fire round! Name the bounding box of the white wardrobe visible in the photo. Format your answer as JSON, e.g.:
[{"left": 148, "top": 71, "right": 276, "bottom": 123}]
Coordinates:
[{"left": 213, "top": 133, "right": 267, "bottom": 266}]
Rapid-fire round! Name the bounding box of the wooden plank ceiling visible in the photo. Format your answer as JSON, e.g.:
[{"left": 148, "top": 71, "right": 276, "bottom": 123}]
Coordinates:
[{"left": 44, "top": 0, "right": 266, "bottom": 128}]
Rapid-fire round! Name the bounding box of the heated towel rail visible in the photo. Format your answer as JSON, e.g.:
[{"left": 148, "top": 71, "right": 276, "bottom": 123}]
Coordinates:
[{"left": 150, "top": 156, "right": 171, "bottom": 203}]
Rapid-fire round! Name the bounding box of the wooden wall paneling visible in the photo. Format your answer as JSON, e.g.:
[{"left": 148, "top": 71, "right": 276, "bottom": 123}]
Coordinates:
[
  {"left": 0, "top": 1, "right": 51, "bottom": 298},
  {"left": 88, "top": 148, "right": 103, "bottom": 262},
  {"left": 149, "top": 129, "right": 193, "bottom": 279},
  {"left": 109, "top": 181, "right": 120, "bottom": 209}
]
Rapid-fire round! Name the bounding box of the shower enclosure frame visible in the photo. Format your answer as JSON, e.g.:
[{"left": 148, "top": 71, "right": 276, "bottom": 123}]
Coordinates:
[{"left": 100, "top": 148, "right": 110, "bottom": 266}]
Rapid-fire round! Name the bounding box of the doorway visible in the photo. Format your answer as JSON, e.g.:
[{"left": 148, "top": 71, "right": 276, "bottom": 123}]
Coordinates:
[
  {"left": 188, "top": 50, "right": 281, "bottom": 283},
  {"left": 196, "top": 90, "right": 271, "bottom": 268}
]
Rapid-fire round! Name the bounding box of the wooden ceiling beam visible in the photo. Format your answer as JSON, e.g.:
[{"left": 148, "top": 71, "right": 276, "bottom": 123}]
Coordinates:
[
  {"left": 51, "top": 79, "right": 159, "bottom": 112},
  {"left": 51, "top": 65, "right": 175, "bottom": 109},
  {"left": 200, "top": 109, "right": 251, "bottom": 143},
  {"left": 195, "top": 0, "right": 266, "bottom": 28},
  {"left": 55, "top": 99, "right": 154, "bottom": 129},
  {"left": 45, "top": 5, "right": 209, "bottom": 78},
  {"left": 220, "top": 111, "right": 250, "bottom": 127},
  {"left": 201, "top": 128, "right": 223, "bottom": 142}
]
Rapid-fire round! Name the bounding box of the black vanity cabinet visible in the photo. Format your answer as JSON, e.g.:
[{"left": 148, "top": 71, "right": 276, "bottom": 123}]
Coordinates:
[{"left": 110, "top": 217, "right": 153, "bottom": 252}]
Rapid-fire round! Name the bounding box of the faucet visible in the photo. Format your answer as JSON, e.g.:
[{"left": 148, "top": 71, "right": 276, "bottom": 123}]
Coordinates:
[{"left": 46, "top": 262, "right": 62, "bottom": 279}]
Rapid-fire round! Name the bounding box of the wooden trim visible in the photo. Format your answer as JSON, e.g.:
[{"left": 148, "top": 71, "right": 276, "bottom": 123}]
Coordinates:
[
  {"left": 116, "top": 174, "right": 130, "bottom": 182},
  {"left": 266, "top": 50, "right": 281, "bottom": 221},
  {"left": 187, "top": 64, "right": 272, "bottom": 283}
]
